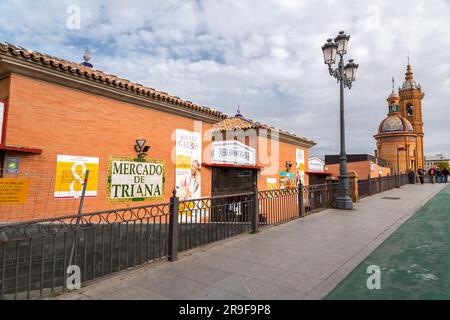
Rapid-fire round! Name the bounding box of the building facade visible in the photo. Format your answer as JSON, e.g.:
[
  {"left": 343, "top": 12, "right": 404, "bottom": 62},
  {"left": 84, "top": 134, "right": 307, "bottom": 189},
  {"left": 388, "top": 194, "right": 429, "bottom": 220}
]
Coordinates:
[
  {"left": 0, "top": 43, "right": 315, "bottom": 222},
  {"left": 425, "top": 154, "right": 450, "bottom": 171},
  {"left": 325, "top": 154, "right": 391, "bottom": 179},
  {"left": 374, "top": 64, "right": 425, "bottom": 174}
]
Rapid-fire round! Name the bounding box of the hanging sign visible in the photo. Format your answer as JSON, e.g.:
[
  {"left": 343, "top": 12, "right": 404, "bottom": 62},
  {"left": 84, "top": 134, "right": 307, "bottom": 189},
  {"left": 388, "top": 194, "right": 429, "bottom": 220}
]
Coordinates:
[
  {"left": 212, "top": 141, "right": 256, "bottom": 166},
  {"left": 54, "top": 155, "right": 99, "bottom": 198},
  {"left": 108, "top": 157, "right": 165, "bottom": 203}
]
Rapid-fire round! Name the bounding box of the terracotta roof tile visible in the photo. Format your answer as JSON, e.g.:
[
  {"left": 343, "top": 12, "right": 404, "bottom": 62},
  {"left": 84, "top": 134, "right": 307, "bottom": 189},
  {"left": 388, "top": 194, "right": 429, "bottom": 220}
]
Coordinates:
[{"left": 213, "top": 116, "right": 316, "bottom": 145}]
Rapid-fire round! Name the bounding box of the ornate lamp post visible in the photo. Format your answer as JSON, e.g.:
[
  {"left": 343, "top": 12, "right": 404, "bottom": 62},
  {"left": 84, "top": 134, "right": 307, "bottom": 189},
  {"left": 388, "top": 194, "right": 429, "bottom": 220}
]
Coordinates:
[{"left": 321, "top": 31, "right": 359, "bottom": 210}]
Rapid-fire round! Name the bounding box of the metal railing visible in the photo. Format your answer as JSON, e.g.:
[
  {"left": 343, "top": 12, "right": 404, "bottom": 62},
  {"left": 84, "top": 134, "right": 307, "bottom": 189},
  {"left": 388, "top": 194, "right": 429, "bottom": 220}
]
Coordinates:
[
  {"left": 358, "top": 173, "right": 410, "bottom": 199},
  {"left": 0, "top": 203, "right": 170, "bottom": 300},
  {"left": 1, "top": 177, "right": 404, "bottom": 300}
]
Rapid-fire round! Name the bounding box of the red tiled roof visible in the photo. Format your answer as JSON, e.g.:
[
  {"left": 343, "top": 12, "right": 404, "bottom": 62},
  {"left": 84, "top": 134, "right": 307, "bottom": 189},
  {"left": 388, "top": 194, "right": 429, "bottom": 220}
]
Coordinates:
[
  {"left": 0, "top": 42, "right": 227, "bottom": 120},
  {"left": 213, "top": 116, "right": 316, "bottom": 145}
]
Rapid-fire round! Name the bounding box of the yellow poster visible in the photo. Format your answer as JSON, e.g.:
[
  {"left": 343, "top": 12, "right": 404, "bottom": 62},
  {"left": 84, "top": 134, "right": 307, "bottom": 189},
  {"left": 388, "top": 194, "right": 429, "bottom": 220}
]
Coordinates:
[
  {"left": 0, "top": 178, "right": 29, "bottom": 204},
  {"left": 54, "top": 155, "right": 99, "bottom": 198}
]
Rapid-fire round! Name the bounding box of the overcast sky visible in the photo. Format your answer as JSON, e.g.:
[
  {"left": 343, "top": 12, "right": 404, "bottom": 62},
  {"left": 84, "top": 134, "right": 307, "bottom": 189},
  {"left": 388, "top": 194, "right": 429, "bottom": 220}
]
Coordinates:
[{"left": 1, "top": 0, "right": 449, "bottom": 158}]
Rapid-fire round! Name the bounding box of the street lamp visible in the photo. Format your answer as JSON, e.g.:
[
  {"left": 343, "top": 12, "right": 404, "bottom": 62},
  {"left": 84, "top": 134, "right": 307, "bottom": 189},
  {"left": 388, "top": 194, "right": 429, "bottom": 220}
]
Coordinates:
[{"left": 321, "top": 31, "right": 359, "bottom": 210}]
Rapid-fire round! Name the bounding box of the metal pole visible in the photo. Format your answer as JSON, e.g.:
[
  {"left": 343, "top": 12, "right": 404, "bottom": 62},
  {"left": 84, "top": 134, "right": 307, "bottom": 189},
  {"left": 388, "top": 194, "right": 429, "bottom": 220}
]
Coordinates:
[
  {"left": 298, "top": 181, "right": 305, "bottom": 217},
  {"left": 396, "top": 146, "right": 400, "bottom": 188},
  {"left": 336, "top": 55, "right": 353, "bottom": 210},
  {"left": 168, "top": 189, "right": 179, "bottom": 262},
  {"left": 68, "top": 170, "right": 90, "bottom": 271},
  {"left": 251, "top": 183, "right": 259, "bottom": 233}
]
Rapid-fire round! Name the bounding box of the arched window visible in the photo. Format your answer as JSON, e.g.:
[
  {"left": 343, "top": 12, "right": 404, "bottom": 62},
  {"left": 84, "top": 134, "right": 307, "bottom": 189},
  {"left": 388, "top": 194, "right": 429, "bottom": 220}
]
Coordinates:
[{"left": 407, "top": 103, "right": 413, "bottom": 116}]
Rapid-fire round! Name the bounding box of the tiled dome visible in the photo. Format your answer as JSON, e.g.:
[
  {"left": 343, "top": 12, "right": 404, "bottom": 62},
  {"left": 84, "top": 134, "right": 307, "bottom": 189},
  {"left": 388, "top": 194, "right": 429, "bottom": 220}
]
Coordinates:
[
  {"left": 402, "top": 79, "right": 419, "bottom": 90},
  {"left": 388, "top": 90, "right": 400, "bottom": 99},
  {"left": 378, "top": 115, "right": 414, "bottom": 134}
]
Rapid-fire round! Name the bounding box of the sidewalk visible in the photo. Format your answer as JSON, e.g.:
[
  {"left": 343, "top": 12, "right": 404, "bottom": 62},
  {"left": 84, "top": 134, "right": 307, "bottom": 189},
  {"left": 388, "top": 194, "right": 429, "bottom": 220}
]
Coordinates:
[
  {"left": 326, "top": 185, "right": 450, "bottom": 299},
  {"left": 58, "top": 183, "right": 445, "bottom": 300}
]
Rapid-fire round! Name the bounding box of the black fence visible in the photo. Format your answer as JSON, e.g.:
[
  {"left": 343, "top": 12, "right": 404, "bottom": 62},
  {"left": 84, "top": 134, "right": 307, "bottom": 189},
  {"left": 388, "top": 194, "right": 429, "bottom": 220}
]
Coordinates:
[
  {"left": 0, "top": 178, "right": 399, "bottom": 300},
  {"left": 358, "top": 173, "right": 410, "bottom": 199}
]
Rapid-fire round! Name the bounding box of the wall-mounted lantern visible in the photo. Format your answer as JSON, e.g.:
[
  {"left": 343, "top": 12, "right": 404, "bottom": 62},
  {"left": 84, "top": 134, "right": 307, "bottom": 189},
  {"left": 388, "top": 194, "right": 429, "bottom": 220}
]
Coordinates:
[
  {"left": 134, "top": 139, "right": 151, "bottom": 158},
  {"left": 285, "top": 161, "right": 293, "bottom": 171}
]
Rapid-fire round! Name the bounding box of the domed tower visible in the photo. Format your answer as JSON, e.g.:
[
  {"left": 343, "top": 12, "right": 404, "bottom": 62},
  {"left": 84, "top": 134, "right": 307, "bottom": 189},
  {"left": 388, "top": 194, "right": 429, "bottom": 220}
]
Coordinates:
[
  {"left": 374, "top": 81, "right": 418, "bottom": 174},
  {"left": 398, "top": 63, "right": 425, "bottom": 170}
]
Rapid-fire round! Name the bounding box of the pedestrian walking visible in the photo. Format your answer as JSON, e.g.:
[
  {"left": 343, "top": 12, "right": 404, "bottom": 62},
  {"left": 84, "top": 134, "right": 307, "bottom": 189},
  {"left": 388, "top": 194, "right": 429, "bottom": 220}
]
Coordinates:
[
  {"left": 436, "top": 168, "right": 442, "bottom": 183},
  {"left": 442, "top": 168, "right": 449, "bottom": 183},
  {"left": 418, "top": 168, "right": 425, "bottom": 184},
  {"left": 429, "top": 167, "right": 436, "bottom": 184}
]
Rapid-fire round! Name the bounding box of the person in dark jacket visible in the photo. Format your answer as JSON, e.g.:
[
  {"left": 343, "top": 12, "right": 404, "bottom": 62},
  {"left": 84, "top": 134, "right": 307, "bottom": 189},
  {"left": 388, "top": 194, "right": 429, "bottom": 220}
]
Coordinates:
[
  {"left": 436, "top": 168, "right": 442, "bottom": 183},
  {"left": 418, "top": 168, "right": 425, "bottom": 184},
  {"left": 443, "top": 168, "right": 450, "bottom": 183}
]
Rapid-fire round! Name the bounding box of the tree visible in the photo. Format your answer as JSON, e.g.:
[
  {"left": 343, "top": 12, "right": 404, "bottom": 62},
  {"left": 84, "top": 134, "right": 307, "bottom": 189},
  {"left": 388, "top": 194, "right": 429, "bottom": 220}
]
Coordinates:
[{"left": 437, "top": 162, "right": 450, "bottom": 171}]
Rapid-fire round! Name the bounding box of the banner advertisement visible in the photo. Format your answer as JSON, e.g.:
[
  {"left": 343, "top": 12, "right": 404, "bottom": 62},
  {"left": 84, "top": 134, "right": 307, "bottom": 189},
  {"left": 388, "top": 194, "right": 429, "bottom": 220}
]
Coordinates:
[
  {"left": 175, "top": 129, "right": 202, "bottom": 200},
  {"left": 107, "top": 157, "right": 165, "bottom": 203},
  {"left": 0, "top": 101, "right": 5, "bottom": 144},
  {"left": 279, "top": 171, "right": 295, "bottom": 189},
  {"left": 267, "top": 178, "right": 277, "bottom": 190},
  {"left": 296, "top": 148, "right": 306, "bottom": 185},
  {"left": 0, "top": 178, "right": 29, "bottom": 204},
  {"left": 54, "top": 155, "right": 99, "bottom": 199},
  {"left": 175, "top": 129, "right": 205, "bottom": 222}
]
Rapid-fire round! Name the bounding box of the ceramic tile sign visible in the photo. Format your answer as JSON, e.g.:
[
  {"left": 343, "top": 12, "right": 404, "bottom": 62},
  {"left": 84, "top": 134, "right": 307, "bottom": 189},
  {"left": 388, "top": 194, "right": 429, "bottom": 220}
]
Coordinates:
[{"left": 107, "top": 157, "right": 165, "bottom": 203}]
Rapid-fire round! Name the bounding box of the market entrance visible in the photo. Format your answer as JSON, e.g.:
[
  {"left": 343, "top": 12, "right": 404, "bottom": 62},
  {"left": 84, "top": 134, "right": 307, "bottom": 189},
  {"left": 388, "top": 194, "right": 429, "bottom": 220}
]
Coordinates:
[
  {"left": 211, "top": 167, "right": 257, "bottom": 196},
  {"left": 210, "top": 166, "right": 257, "bottom": 223}
]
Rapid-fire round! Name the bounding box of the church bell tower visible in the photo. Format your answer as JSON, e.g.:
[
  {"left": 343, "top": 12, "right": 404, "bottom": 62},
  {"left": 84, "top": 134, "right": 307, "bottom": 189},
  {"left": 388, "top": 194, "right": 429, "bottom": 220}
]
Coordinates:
[{"left": 398, "top": 63, "right": 425, "bottom": 170}]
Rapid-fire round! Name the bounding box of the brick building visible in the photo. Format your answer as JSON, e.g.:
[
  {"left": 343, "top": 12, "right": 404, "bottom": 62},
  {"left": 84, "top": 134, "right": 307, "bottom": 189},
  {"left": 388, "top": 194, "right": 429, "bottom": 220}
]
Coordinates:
[
  {"left": 0, "top": 43, "right": 315, "bottom": 222},
  {"left": 325, "top": 154, "right": 391, "bottom": 180}
]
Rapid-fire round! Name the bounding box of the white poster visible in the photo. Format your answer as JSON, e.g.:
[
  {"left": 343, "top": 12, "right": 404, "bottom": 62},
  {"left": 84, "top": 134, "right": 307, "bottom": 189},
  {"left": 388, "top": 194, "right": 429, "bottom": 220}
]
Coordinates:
[
  {"left": 296, "top": 148, "right": 306, "bottom": 185},
  {"left": 175, "top": 129, "right": 202, "bottom": 201},
  {"left": 54, "top": 155, "right": 99, "bottom": 199}
]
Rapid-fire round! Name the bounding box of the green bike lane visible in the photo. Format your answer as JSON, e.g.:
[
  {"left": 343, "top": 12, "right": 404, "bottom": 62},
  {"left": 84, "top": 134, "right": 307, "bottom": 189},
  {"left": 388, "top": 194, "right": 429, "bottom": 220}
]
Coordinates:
[{"left": 326, "top": 185, "right": 450, "bottom": 300}]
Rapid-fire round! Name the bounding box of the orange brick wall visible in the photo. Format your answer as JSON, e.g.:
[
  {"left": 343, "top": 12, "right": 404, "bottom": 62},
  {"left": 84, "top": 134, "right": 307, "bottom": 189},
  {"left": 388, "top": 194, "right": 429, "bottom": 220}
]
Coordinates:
[
  {"left": 327, "top": 160, "right": 390, "bottom": 179},
  {"left": 1, "top": 74, "right": 215, "bottom": 220},
  {"left": 0, "top": 76, "right": 9, "bottom": 99},
  {"left": 0, "top": 74, "right": 310, "bottom": 221},
  {"left": 257, "top": 135, "right": 309, "bottom": 190}
]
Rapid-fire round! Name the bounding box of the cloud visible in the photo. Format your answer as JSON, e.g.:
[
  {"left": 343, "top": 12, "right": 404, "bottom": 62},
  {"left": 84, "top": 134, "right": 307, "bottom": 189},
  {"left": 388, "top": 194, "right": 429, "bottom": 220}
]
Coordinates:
[{"left": 0, "top": 0, "right": 449, "bottom": 158}]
